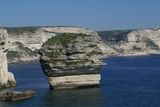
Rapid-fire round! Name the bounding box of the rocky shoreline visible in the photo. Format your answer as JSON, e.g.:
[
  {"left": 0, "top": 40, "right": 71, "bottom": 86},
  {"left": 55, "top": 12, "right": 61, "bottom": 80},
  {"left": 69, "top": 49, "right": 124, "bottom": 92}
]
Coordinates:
[
  {"left": 0, "top": 90, "right": 34, "bottom": 102},
  {"left": 117, "top": 51, "right": 160, "bottom": 57}
]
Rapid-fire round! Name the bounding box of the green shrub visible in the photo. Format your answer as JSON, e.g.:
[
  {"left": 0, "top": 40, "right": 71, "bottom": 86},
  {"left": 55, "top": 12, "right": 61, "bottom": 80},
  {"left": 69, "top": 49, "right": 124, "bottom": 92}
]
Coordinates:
[
  {"left": 45, "top": 33, "right": 90, "bottom": 59},
  {"left": 46, "top": 33, "right": 88, "bottom": 46},
  {"left": 86, "top": 50, "right": 102, "bottom": 57},
  {"left": 7, "top": 51, "right": 20, "bottom": 59}
]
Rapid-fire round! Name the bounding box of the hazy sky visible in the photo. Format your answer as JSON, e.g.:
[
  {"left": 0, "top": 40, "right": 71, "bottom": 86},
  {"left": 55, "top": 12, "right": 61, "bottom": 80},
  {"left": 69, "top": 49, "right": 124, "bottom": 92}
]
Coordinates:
[{"left": 0, "top": 0, "right": 160, "bottom": 30}]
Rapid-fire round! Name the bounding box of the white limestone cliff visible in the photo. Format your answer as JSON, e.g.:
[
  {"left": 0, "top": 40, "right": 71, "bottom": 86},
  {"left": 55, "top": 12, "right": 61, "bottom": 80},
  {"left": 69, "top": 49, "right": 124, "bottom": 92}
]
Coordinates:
[
  {"left": 0, "top": 29, "right": 16, "bottom": 88},
  {"left": 99, "top": 28, "right": 160, "bottom": 56},
  {"left": 119, "top": 29, "right": 160, "bottom": 54}
]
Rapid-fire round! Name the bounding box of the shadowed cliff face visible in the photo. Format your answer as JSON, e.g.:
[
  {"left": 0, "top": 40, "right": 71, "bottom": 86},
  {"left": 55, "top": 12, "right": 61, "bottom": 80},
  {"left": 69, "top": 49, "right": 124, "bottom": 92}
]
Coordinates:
[
  {"left": 39, "top": 30, "right": 108, "bottom": 89},
  {"left": 0, "top": 29, "right": 16, "bottom": 89}
]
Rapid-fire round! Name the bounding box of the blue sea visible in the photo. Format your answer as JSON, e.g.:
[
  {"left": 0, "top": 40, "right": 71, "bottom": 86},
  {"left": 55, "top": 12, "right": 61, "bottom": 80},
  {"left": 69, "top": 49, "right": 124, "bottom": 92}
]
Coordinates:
[{"left": 0, "top": 55, "right": 160, "bottom": 107}]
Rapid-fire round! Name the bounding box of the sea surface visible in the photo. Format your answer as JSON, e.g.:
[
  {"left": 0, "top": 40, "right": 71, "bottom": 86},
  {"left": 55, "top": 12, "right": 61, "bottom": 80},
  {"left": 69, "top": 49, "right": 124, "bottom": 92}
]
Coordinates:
[{"left": 0, "top": 55, "right": 160, "bottom": 107}]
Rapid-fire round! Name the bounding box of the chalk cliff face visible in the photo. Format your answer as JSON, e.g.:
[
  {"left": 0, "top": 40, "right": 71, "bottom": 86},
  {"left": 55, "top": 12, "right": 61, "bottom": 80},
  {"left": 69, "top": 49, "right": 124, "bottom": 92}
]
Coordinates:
[
  {"left": 124, "top": 29, "right": 160, "bottom": 52},
  {"left": 0, "top": 29, "right": 16, "bottom": 89},
  {"left": 39, "top": 28, "right": 108, "bottom": 90},
  {"left": 99, "top": 28, "right": 160, "bottom": 55},
  {"left": 7, "top": 27, "right": 55, "bottom": 63}
]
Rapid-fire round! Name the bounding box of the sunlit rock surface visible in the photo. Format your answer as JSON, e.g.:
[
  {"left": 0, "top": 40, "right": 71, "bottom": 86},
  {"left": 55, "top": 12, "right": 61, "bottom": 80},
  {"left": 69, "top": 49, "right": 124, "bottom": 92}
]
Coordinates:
[
  {"left": 99, "top": 28, "right": 160, "bottom": 56},
  {"left": 0, "top": 29, "right": 16, "bottom": 89}
]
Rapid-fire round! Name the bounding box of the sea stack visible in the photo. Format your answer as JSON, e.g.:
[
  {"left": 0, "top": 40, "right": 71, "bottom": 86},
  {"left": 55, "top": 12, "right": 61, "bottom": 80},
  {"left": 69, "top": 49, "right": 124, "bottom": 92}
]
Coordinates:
[
  {"left": 39, "top": 27, "right": 107, "bottom": 90},
  {"left": 0, "top": 28, "right": 16, "bottom": 89}
]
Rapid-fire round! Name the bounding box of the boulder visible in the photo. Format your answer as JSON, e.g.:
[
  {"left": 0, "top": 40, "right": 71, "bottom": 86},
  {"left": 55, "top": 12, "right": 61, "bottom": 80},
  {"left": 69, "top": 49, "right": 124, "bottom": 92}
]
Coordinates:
[{"left": 40, "top": 28, "right": 107, "bottom": 90}]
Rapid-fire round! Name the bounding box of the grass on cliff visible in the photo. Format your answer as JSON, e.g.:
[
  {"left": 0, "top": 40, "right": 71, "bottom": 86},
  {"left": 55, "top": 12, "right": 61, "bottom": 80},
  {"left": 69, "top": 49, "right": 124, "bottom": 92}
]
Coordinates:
[
  {"left": 44, "top": 33, "right": 89, "bottom": 58},
  {"left": 6, "top": 27, "right": 38, "bottom": 34},
  {"left": 86, "top": 50, "right": 103, "bottom": 57},
  {"left": 7, "top": 51, "right": 20, "bottom": 59},
  {"left": 46, "top": 33, "right": 88, "bottom": 46}
]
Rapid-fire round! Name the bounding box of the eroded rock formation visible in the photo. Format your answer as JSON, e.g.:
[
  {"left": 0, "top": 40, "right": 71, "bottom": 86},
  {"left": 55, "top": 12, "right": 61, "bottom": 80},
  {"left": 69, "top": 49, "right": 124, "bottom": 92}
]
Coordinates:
[
  {"left": 40, "top": 28, "right": 107, "bottom": 90},
  {"left": 0, "top": 29, "right": 16, "bottom": 89}
]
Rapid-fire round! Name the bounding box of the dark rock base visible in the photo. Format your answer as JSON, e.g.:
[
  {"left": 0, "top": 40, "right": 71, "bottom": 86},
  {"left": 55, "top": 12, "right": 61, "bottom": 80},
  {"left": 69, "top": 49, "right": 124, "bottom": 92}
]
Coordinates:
[{"left": 0, "top": 81, "right": 16, "bottom": 89}]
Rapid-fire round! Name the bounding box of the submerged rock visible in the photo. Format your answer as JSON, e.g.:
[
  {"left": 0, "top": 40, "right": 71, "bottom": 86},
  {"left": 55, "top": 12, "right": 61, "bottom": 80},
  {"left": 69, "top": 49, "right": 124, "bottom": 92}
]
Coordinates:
[
  {"left": 0, "top": 90, "right": 35, "bottom": 102},
  {"left": 40, "top": 28, "right": 107, "bottom": 90},
  {"left": 0, "top": 29, "right": 16, "bottom": 89}
]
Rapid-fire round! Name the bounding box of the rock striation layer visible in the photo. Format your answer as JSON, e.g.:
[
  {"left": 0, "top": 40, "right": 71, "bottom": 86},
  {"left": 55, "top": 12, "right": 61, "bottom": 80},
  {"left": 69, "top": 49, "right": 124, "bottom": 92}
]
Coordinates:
[
  {"left": 40, "top": 28, "right": 107, "bottom": 90},
  {"left": 0, "top": 29, "right": 16, "bottom": 89}
]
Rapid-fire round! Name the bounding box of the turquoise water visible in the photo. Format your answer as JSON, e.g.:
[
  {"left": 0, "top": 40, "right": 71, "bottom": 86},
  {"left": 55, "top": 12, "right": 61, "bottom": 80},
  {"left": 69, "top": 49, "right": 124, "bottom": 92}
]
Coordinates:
[{"left": 1, "top": 55, "right": 160, "bottom": 107}]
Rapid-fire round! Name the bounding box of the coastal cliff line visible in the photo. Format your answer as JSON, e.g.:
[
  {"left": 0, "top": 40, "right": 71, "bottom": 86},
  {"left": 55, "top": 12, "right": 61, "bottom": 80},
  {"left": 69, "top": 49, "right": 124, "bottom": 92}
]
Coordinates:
[
  {"left": 99, "top": 28, "right": 160, "bottom": 56},
  {"left": 4, "top": 26, "right": 160, "bottom": 63},
  {"left": 6, "top": 26, "right": 104, "bottom": 63}
]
